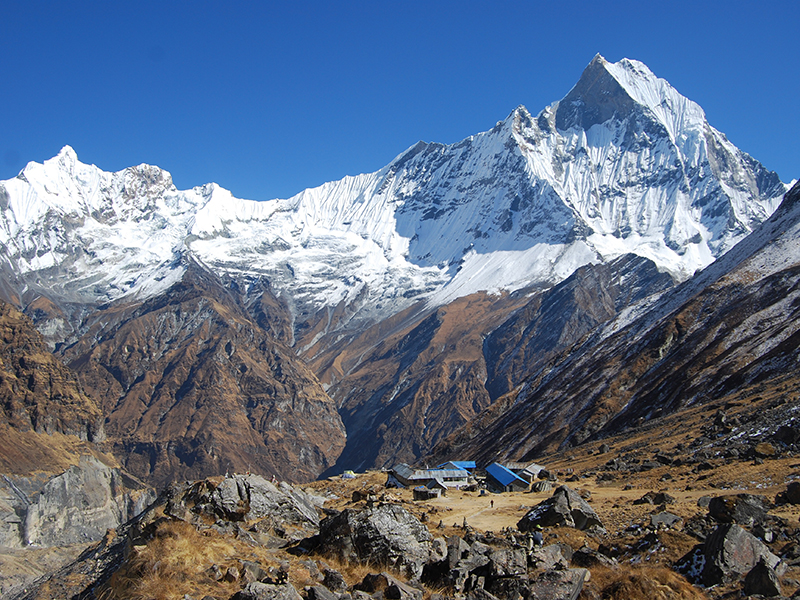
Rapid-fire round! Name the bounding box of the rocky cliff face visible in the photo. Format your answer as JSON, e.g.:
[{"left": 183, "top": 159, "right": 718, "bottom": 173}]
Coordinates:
[
  {"left": 0, "top": 300, "right": 103, "bottom": 442},
  {"left": 483, "top": 253, "right": 675, "bottom": 401},
  {"left": 0, "top": 455, "right": 154, "bottom": 548},
  {"left": 60, "top": 260, "right": 345, "bottom": 487},
  {"left": 429, "top": 181, "right": 800, "bottom": 465},
  {"left": 0, "top": 301, "right": 155, "bottom": 552}
]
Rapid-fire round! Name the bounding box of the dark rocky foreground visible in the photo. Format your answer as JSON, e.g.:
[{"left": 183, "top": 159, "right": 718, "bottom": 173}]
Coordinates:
[{"left": 8, "top": 465, "right": 800, "bottom": 600}]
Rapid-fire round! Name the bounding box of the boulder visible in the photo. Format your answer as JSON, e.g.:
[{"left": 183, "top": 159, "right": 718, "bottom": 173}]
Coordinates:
[
  {"left": 357, "top": 572, "right": 423, "bottom": 600},
  {"left": 517, "top": 485, "right": 603, "bottom": 532},
  {"left": 306, "top": 586, "right": 338, "bottom": 600},
  {"left": 318, "top": 504, "right": 432, "bottom": 578},
  {"left": 743, "top": 558, "right": 782, "bottom": 598},
  {"left": 240, "top": 560, "right": 267, "bottom": 584},
  {"left": 650, "top": 512, "right": 683, "bottom": 530},
  {"left": 526, "top": 568, "right": 587, "bottom": 600},
  {"left": 209, "top": 476, "right": 320, "bottom": 525},
  {"left": 773, "top": 424, "right": 800, "bottom": 445},
  {"left": 707, "top": 494, "right": 769, "bottom": 527},
  {"left": 531, "top": 481, "right": 552, "bottom": 493},
  {"left": 652, "top": 492, "right": 676, "bottom": 505},
  {"left": 786, "top": 481, "right": 800, "bottom": 505},
  {"left": 633, "top": 491, "right": 656, "bottom": 505},
  {"left": 321, "top": 567, "right": 348, "bottom": 592},
  {"left": 571, "top": 546, "right": 617, "bottom": 568},
  {"left": 430, "top": 536, "right": 447, "bottom": 562},
  {"left": 529, "top": 544, "right": 569, "bottom": 571},
  {"left": 487, "top": 547, "right": 527, "bottom": 577},
  {"left": 465, "top": 589, "right": 501, "bottom": 600},
  {"left": 233, "top": 582, "right": 304, "bottom": 600},
  {"left": 701, "top": 523, "right": 782, "bottom": 586}
]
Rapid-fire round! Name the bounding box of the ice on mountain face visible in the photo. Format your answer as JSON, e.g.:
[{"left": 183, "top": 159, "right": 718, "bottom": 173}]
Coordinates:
[{"left": 0, "top": 57, "right": 788, "bottom": 326}]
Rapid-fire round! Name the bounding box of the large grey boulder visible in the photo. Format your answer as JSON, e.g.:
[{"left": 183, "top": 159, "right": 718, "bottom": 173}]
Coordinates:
[
  {"left": 318, "top": 504, "right": 432, "bottom": 578},
  {"left": 701, "top": 523, "right": 782, "bottom": 586},
  {"left": 517, "top": 485, "right": 603, "bottom": 532},
  {"left": 210, "top": 475, "right": 320, "bottom": 525},
  {"left": 233, "top": 582, "right": 304, "bottom": 600},
  {"left": 168, "top": 474, "right": 322, "bottom": 544},
  {"left": 707, "top": 494, "right": 769, "bottom": 527},
  {"left": 526, "top": 568, "right": 588, "bottom": 600}
]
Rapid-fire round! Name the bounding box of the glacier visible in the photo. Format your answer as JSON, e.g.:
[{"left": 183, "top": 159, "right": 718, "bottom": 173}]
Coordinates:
[{"left": 0, "top": 55, "right": 787, "bottom": 335}]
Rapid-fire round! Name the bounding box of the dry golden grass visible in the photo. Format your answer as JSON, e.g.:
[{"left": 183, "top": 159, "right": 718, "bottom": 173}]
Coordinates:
[
  {"left": 99, "top": 519, "right": 240, "bottom": 600},
  {"left": 581, "top": 566, "right": 709, "bottom": 600},
  {"left": 313, "top": 552, "right": 392, "bottom": 587}
]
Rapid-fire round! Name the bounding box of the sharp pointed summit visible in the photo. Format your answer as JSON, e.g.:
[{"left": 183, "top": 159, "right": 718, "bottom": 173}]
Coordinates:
[
  {"left": 555, "top": 54, "right": 639, "bottom": 131},
  {"left": 0, "top": 55, "right": 788, "bottom": 333}
]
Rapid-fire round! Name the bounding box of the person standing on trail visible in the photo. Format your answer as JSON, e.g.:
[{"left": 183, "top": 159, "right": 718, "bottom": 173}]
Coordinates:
[
  {"left": 490, "top": 499, "right": 494, "bottom": 508},
  {"left": 532, "top": 524, "right": 544, "bottom": 546}
]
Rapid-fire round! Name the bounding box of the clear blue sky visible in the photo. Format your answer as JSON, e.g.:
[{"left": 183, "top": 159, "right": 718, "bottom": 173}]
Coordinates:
[{"left": 1, "top": 1, "right": 797, "bottom": 200}]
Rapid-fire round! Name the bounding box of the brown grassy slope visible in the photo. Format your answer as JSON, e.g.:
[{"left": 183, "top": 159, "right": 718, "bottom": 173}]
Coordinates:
[
  {"left": 0, "top": 300, "right": 104, "bottom": 443},
  {"left": 309, "top": 291, "right": 529, "bottom": 472},
  {"left": 61, "top": 264, "right": 346, "bottom": 487}
]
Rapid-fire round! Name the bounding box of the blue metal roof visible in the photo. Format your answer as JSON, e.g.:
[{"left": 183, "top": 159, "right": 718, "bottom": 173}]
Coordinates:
[
  {"left": 437, "top": 461, "right": 476, "bottom": 470},
  {"left": 485, "top": 462, "right": 528, "bottom": 487}
]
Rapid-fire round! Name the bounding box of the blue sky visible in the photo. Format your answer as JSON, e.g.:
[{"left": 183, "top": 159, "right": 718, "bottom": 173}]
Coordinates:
[{"left": 1, "top": 1, "right": 797, "bottom": 200}]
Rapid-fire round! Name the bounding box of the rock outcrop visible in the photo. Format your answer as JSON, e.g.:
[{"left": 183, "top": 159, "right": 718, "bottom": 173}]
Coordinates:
[
  {"left": 0, "top": 301, "right": 104, "bottom": 443},
  {"left": 317, "top": 504, "right": 433, "bottom": 578},
  {"left": 517, "top": 485, "right": 604, "bottom": 532},
  {"left": 677, "top": 523, "right": 783, "bottom": 587},
  {"left": 163, "top": 473, "right": 323, "bottom": 543},
  {"left": 0, "top": 455, "right": 154, "bottom": 548}
]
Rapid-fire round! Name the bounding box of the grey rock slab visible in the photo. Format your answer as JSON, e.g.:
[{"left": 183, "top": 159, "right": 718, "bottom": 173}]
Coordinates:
[
  {"left": 318, "top": 504, "right": 432, "bottom": 579},
  {"left": 529, "top": 544, "right": 568, "bottom": 571},
  {"left": 3, "top": 455, "right": 155, "bottom": 548},
  {"left": 701, "top": 523, "right": 782, "bottom": 586},
  {"left": 517, "top": 485, "right": 603, "bottom": 532},
  {"left": 233, "top": 582, "right": 304, "bottom": 600},
  {"left": 650, "top": 511, "right": 683, "bottom": 529},
  {"left": 526, "top": 568, "right": 587, "bottom": 600}
]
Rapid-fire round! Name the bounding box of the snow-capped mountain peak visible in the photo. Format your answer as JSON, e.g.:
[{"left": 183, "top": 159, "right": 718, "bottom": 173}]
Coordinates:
[
  {"left": 557, "top": 54, "right": 707, "bottom": 144},
  {"left": 0, "top": 57, "right": 788, "bottom": 338}
]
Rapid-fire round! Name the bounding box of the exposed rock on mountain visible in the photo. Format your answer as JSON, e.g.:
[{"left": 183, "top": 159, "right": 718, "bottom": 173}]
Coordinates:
[
  {"left": 430, "top": 180, "right": 800, "bottom": 466},
  {"left": 0, "top": 300, "right": 103, "bottom": 442},
  {"left": 0, "top": 54, "right": 789, "bottom": 479},
  {"left": 0, "top": 455, "right": 154, "bottom": 548},
  {"left": 483, "top": 253, "right": 674, "bottom": 400},
  {"left": 60, "top": 261, "right": 346, "bottom": 487}
]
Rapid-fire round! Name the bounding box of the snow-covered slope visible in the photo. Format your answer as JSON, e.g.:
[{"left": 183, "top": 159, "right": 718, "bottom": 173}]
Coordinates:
[{"left": 0, "top": 55, "right": 787, "bottom": 330}]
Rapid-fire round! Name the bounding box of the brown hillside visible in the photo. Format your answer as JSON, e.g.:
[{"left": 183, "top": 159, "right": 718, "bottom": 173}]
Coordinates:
[{"left": 60, "top": 263, "right": 346, "bottom": 487}]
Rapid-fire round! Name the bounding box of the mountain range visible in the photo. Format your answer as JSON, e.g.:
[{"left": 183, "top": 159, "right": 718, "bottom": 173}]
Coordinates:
[{"left": 0, "top": 54, "right": 793, "bottom": 485}]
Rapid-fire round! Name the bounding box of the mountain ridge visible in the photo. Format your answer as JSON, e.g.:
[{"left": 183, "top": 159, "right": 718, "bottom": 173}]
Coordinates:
[
  {"left": 0, "top": 54, "right": 791, "bottom": 481},
  {"left": 427, "top": 179, "right": 800, "bottom": 466},
  {"left": 0, "top": 56, "right": 786, "bottom": 348}
]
